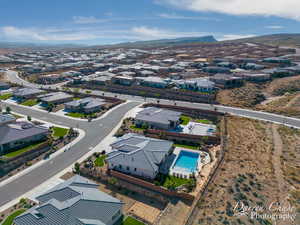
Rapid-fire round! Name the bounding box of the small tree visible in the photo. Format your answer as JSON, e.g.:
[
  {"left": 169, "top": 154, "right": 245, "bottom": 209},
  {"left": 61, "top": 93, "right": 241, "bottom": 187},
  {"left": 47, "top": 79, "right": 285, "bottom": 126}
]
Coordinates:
[
  {"left": 6, "top": 106, "right": 11, "bottom": 114},
  {"left": 74, "top": 162, "right": 80, "bottom": 174},
  {"left": 27, "top": 115, "right": 32, "bottom": 121},
  {"left": 47, "top": 103, "right": 54, "bottom": 112}
]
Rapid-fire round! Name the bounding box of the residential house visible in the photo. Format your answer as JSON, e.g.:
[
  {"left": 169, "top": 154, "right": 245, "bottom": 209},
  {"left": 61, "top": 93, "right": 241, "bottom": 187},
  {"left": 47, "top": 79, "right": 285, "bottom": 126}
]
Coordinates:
[
  {"left": 0, "top": 114, "right": 49, "bottom": 155},
  {"left": 0, "top": 82, "right": 10, "bottom": 90},
  {"left": 37, "top": 74, "right": 66, "bottom": 84},
  {"left": 137, "top": 76, "right": 168, "bottom": 88},
  {"left": 91, "top": 76, "right": 111, "bottom": 85},
  {"left": 14, "top": 175, "right": 123, "bottom": 225},
  {"left": 202, "top": 66, "right": 231, "bottom": 74},
  {"left": 38, "top": 92, "right": 73, "bottom": 105},
  {"left": 209, "top": 74, "right": 244, "bottom": 88},
  {"left": 217, "top": 61, "right": 237, "bottom": 69},
  {"left": 262, "top": 57, "right": 291, "bottom": 64},
  {"left": 234, "top": 73, "right": 270, "bottom": 82},
  {"left": 106, "top": 133, "right": 173, "bottom": 179},
  {"left": 242, "top": 63, "right": 265, "bottom": 70},
  {"left": 13, "top": 88, "right": 44, "bottom": 100},
  {"left": 64, "top": 97, "right": 107, "bottom": 114},
  {"left": 111, "top": 75, "right": 135, "bottom": 86},
  {"left": 173, "top": 78, "right": 216, "bottom": 93},
  {"left": 135, "top": 107, "right": 182, "bottom": 130}
]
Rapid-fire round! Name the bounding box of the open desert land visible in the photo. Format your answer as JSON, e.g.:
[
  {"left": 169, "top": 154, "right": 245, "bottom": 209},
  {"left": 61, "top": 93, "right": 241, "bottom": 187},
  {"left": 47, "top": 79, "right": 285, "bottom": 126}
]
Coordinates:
[
  {"left": 190, "top": 116, "right": 299, "bottom": 225},
  {"left": 217, "top": 75, "right": 300, "bottom": 118}
]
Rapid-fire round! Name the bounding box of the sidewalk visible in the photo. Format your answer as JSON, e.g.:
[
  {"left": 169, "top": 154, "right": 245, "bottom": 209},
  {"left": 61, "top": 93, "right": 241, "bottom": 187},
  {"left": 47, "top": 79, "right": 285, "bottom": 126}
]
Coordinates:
[{"left": 0, "top": 103, "right": 142, "bottom": 212}]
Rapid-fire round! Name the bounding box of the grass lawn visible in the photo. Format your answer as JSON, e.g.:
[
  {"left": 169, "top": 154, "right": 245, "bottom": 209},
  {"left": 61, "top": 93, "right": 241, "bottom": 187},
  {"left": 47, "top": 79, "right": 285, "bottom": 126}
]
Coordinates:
[
  {"left": 195, "top": 119, "right": 213, "bottom": 124},
  {"left": 52, "top": 127, "right": 69, "bottom": 138},
  {"left": 0, "top": 93, "right": 12, "bottom": 100},
  {"left": 66, "top": 112, "right": 85, "bottom": 118},
  {"left": 3, "top": 141, "right": 46, "bottom": 158},
  {"left": 129, "top": 125, "right": 145, "bottom": 131},
  {"left": 94, "top": 155, "right": 106, "bottom": 167},
  {"left": 156, "top": 174, "right": 191, "bottom": 189},
  {"left": 123, "top": 216, "right": 145, "bottom": 225},
  {"left": 173, "top": 144, "right": 199, "bottom": 150},
  {"left": 66, "top": 112, "right": 95, "bottom": 119},
  {"left": 2, "top": 209, "right": 26, "bottom": 225},
  {"left": 3, "top": 141, "right": 48, "bottom": 158},
  {"left": 73, "top": 97, "right": 81, "bottom": 100},
  {"left": 180, "top": 115, "right": 191, "bottom": 125},
  {"left": 21, "top": 99, "right": 38, "bottom": 107}
]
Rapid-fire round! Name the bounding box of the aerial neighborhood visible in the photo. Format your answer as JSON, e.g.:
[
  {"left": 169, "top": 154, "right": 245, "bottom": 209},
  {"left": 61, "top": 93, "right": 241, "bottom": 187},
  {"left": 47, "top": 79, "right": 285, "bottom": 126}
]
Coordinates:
[{"left": 0, "top": 35, "right": 299, "bottom": 225}]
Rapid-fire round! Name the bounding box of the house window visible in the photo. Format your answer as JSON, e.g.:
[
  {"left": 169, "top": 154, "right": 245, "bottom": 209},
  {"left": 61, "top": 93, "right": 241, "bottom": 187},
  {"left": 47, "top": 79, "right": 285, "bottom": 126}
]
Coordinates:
[
  {"left": 134, "top": 168, "right": 137, "bottom": 171},
  {"left": 127, "top": 166, "right": 130, "bottom": 171},
  {"left": 119, "top": 165, "right": 122, "bottom": 169}
]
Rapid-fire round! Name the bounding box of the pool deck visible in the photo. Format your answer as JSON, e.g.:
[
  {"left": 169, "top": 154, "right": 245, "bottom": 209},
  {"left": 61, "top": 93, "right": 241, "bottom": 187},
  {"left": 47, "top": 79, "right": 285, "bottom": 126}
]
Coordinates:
[{"left": 169, "top": 147, "right": 210, "bottom": 179}]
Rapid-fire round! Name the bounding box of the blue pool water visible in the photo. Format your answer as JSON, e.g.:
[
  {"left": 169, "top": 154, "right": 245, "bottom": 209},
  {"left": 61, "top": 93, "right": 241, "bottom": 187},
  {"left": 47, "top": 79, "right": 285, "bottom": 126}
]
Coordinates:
[{"left": 173, "top": 150, "right": 200, "bottom": 172}]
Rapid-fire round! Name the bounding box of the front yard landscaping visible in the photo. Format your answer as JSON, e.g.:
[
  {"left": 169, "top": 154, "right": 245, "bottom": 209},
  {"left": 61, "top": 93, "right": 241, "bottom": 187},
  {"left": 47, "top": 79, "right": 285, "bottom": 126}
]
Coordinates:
[
  {"left": 180, "top": 115, "right": 191, "bottom": 125},
  {"left": 66, "top": 112, "right": 96, "bottom": 119},
  {"left": 51, "top": 127, "right": 69, "bottom": 138},
  {"left": 0, "top": 93, "right": 12, "bottom": 100},
  {"left": 1, "top": 209, "right": 26, "bottom": 225},
  {"left": 129, "top": 125, "right": 146, "bottom": 132},
  {"left": 123, "top": 216, "right": 145, "bottom": 225},
  {"left": 94, "top": 155, "right": 106, "bottom": 167},
  {"left": 20, "top": 99, "right": 38, "bottom": 107},
  {"left": 3, "top": 140, "right": 48, "bottom": 159}
]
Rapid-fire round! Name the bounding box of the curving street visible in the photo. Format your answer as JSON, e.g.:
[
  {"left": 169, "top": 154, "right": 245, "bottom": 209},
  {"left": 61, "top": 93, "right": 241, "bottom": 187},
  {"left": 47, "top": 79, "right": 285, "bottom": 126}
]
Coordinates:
[
  {"left": 1, "top": 69, "right": 300, "bottom": 209},
  {"left": 0, "top": 99, "right": 140, "bottom": 207}
]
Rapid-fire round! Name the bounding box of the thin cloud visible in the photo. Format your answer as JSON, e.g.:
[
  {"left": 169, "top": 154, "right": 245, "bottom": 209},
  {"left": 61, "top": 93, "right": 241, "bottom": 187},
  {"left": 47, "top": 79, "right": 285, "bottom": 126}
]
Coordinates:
[
  {"left": 156, "top": 0, "right": 300, "bottom": 21},
  {"left": 218, "top": 34, "right": 256, "bottom": 41},
  {"left": 159, "top": 13, "right": 220, "bottom": 21},
  {"left": 72, "top": 16, "right": 107, "bottom": 24},
  {"left": 265, "top": 25, "right": 284, "bottom": 29},
  {"left": 131, "top": 26, "right": 210, "bottom": 40}
]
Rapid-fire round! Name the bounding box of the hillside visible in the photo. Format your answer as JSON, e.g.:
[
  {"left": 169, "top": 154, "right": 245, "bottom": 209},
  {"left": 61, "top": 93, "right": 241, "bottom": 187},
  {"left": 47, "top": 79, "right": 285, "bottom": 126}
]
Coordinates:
[
  {"left": 227, "top": 33, "right": 300, "bottom": 47},
  {"left": 96, "top": 35, "right": 217, "bottom": 48}
]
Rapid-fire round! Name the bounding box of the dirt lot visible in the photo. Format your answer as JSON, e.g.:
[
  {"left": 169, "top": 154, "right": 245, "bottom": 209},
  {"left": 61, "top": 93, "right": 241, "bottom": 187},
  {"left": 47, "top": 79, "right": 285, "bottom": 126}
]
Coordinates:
[
  {"left": 217, "top": 83, "right": 266, "bottom": 108},
  {"left": 190, "top": 116, "right": 299, "bottom": 225},
  {"left": 217, "top": 76, "right": 300, "bottom": 118},
  {"left": 257, "top": 93, "right": 300, "bottom": 118},
  {"left": 265, "top": 75, "right": 300, "bottom": 96}
]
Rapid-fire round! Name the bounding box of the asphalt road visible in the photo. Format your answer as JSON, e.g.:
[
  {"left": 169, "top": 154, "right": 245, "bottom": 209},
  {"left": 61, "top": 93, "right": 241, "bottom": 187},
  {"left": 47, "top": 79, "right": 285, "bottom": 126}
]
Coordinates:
[
  {"left": 1, "top": 69, "right": 300, "bottom": 208},
  {"left": 0, "top": 100, "right": 140, "bottom": 207},
  {"left": 6, "top": 71, "right": 300, "bottom": 128}
]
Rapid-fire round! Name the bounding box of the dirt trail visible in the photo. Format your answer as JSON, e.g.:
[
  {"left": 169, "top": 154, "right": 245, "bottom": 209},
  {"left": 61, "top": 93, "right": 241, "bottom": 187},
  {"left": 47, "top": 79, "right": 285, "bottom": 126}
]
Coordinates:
[{"left": 270, "top": 124, "right": 286, "bottom": 201}]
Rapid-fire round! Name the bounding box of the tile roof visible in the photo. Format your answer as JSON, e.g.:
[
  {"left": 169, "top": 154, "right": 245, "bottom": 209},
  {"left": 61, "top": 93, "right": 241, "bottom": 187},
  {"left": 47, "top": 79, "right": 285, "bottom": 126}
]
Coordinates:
[
  {"left": 107, "top": 133, "right": 173, "bottom": 174},
  {"left": 15, "top": 175, "right": 122, "bottom": 225}
]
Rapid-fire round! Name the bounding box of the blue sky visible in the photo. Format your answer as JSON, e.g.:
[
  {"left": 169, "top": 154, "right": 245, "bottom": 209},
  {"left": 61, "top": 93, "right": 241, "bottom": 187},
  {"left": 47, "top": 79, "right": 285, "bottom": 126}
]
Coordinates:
[{"left": 0, "top": 0, "right": 299, "bottom": 45}]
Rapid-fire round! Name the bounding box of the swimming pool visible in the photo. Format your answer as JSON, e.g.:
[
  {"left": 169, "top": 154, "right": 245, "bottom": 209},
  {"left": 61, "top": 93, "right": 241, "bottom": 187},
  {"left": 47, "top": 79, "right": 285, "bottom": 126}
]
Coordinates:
[{"left": 172, "top": 150, "right": 200, "bottom": 173}]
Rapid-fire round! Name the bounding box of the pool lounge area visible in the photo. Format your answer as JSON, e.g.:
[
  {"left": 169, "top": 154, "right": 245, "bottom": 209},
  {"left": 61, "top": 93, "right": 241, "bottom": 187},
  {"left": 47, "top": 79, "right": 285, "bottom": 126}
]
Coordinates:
[{"left": 169, "top": 148, "right": 210, "bottom": 179}]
